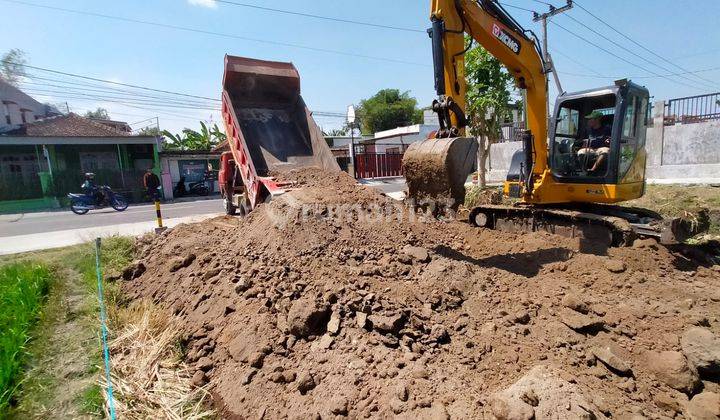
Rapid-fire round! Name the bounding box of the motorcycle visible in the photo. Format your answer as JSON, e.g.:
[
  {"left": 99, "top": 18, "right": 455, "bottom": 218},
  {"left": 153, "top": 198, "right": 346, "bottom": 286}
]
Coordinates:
[
  {"left": 68, "top": 185, "right": 129, "bottom": 215},
  {"left": 173, "top": 177, "right": 210, "bottom": 197}
]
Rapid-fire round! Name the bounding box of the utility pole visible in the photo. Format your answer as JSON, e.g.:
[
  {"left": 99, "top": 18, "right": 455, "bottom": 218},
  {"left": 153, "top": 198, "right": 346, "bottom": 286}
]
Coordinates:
[{"left": 533, "top": 0, "right": 573, "bottom": 102}]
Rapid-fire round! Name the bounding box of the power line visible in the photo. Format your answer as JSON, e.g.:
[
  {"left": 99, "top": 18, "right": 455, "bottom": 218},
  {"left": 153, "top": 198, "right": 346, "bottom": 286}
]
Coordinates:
[
  {"left": 14, "top": 68, "right": 353, "bottom": 120},
  {"left": 28, "top": 92, "right": 217, "bottom": 122},
  {"left": 573, "top": 0, "right": 719, "bottom": 88},
  {"left": 549, "top": 48, "right": 603, "bottom": 76},
  {"left": 1, "top": 60, "right": 221, "bottom": 102},
  {"left": 20, "top": 76, "right": 351, "bottom": 122},
  {"left": 1, "top": 0, "right": 428, "bottom": 67},
  {"left": 19, "top": 87, "right": 222, "bottom": 111},
  {"left": 19, "top": 73, "right": 219, "bottom": 105},
  {"left": 559, "top": 66, "right": 720, "bottom": 80},
  {"left": 550, "top": 21, "right": 709, "bottom": 92},
  {"left": 214, "top": 0, "right": 424, "bottom": 33},
  {"left": 561, "top": 12, "right": 718, "bottom": 91},
  {"left": 497, "top": 2, "right": 536, "bottom": 13},
  {"left": 19, "top": 81, "right": 219, "bottom": 108}
]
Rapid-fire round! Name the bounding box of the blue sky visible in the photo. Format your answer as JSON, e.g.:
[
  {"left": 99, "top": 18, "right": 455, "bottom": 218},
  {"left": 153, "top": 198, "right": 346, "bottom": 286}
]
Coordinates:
[{"left": 1, "top": 0, "right": 719, "bottom": 133}]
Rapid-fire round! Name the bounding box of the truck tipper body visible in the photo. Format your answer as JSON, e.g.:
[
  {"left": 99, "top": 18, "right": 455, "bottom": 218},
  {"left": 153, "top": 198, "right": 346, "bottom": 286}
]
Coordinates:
[{"left": 218, "top": 55, "right": 339, "bottom": 215}]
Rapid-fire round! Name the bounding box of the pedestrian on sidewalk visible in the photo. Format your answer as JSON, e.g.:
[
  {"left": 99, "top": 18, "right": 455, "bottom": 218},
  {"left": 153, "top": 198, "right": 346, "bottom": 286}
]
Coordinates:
[{"left": 143, "top": 168, "right": 161, "bottom": 201}]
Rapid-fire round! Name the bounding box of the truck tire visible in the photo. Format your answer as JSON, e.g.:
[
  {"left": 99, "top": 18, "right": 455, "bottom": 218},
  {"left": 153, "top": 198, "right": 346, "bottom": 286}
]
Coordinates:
[
  {"left": 239, "top": 200, "right": 251, "bottom": 216},
  {"left": 224, "top": 195, "right": 237, "bottom": 215}
]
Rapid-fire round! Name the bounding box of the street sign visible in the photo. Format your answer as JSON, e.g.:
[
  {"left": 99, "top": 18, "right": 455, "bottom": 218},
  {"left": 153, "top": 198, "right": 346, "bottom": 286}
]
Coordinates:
[{"left": 347, "top": 105, "right": 356, "bottom": 125}]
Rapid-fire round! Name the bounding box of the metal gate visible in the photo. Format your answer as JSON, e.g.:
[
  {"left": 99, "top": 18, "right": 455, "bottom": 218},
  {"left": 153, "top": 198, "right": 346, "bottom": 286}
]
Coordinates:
[{"left": 354, "top": 152, "right": 404, "bottom": 179}]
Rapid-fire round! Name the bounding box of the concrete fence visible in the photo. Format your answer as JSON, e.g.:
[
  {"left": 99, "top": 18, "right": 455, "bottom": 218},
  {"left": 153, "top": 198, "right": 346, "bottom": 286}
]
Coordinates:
[{"left": 486, "top": 100, "right": 720, "bottom": 184}]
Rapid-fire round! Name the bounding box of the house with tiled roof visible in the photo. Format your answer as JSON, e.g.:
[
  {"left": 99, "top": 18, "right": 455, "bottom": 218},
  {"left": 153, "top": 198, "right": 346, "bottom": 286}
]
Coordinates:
[{"left": 0, "top": 103, "right": 160, "bottom": 212}]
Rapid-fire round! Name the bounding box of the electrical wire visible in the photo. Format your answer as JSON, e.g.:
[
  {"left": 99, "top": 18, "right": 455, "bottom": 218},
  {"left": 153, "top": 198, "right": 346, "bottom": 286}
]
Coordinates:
[
  {"left": 0, "top": 0, "right": 428, "bottom": 67},
  {"left": 19, "top": 82, "right": 219, "bottom": 109},
  {"left": 214, "top": 0, "right": 424, "bottom": 33},
  {"left": 1, "top": 60, "right": 221, "bottom": 102},
  {"left": 559, "top": 66, "right": 720, "bottom": 80},
  {"left": 497, "top": 2, "right": 535, "bottom": 14},
  {"left": 18, "top": 74, "right": 220, "bottom": 105},
  {"left": 550, "top": 21, "right": 709, "bottom": 92},
  {"left": 549, "top": 47, "right": 603, "bottom": 76},
  {"left": 573, "top": 0, "right": 719, "bottom": 88},
  {"left": 561, "top": 13, "right": 719, "bottom": 91}
]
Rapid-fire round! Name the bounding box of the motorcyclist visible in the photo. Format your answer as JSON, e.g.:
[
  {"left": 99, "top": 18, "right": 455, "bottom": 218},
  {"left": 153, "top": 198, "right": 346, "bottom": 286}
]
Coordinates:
[{"left": 81, "top": 173, "right": 103, "bottom": 204}]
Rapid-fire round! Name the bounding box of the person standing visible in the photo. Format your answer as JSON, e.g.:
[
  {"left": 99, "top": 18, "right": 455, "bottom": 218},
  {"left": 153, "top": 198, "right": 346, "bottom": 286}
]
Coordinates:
[{"left": 143, "top": 168, "right": 161, "bottom": 201}]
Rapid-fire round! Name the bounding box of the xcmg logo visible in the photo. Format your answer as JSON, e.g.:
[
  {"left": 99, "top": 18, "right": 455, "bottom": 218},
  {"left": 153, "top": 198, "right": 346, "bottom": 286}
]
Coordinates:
[{"left": 492, "top": 23, "right": 521, "bottom": 55}]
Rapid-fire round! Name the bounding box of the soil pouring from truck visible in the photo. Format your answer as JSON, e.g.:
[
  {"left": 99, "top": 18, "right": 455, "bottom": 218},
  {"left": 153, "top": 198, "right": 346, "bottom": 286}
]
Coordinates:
[{"left": 218, "top": 55, "right": 340, "bottom": 215}]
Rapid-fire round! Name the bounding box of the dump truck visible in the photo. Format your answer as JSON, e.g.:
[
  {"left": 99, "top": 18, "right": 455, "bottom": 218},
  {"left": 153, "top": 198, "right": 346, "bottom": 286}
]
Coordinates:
[{"left": 218, "top": 55, "right": 340, "bottom": 215}]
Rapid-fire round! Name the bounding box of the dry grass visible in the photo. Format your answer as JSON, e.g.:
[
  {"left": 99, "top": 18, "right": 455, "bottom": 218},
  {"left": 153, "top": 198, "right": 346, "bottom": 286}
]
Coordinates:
[{"left": 103, "top": 300, "right": 214, "bottom": 419}]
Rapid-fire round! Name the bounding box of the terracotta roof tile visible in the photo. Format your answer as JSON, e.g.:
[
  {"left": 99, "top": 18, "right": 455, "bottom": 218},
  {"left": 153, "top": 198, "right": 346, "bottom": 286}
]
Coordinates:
[{"left": 4, "top": 113, "right": 131, "bottom": 137}]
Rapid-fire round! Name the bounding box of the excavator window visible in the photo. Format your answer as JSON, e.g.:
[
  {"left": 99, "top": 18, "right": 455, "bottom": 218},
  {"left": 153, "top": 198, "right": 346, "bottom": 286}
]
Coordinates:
[
  {"left": 550, "top": 93, "right": 617, "bottom": 179},
  {"left": 618, "top": 95, "right": 648, "bottom": 180}
]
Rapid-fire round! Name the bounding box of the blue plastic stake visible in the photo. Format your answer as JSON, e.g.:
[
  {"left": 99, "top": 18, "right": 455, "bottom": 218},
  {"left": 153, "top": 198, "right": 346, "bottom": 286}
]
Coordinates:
[{"left": 95, "top": 238, "right": 117, "bottom": 420}]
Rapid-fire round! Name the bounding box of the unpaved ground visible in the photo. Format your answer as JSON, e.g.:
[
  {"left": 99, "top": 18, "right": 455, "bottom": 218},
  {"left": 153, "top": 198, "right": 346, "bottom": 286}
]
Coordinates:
[{"left": 122, "top": 168, "right": 720, "bottom": 419}]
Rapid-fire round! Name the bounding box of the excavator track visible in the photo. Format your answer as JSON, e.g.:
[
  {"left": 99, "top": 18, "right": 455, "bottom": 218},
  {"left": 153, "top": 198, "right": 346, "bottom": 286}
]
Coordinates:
[{"left": 467, "top": 203, "right": 706, "bottom": 250}]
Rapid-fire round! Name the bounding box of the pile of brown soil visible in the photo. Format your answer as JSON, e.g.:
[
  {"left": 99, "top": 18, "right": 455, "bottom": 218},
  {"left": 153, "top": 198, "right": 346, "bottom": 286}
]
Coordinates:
[{"left": 122, "top": 168, "right": 720, "bottom": 419}]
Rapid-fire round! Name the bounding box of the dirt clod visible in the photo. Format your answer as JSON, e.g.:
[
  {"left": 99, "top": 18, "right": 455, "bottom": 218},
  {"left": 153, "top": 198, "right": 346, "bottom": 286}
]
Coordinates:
[
  {"left": 287, "top": 298, "right": 330, "bottom": 338},
  {"left": 645, "top": 351, "right": 699, "bottom": 393},
  {"left": 680, "top": 326, "right": 720, "bottom": 375}
]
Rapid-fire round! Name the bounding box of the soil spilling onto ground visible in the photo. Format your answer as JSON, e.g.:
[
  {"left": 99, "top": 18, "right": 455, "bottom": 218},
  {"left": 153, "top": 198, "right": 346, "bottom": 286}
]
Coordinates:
[{"left": 122, "top": 168, "right": 720, "bottom": 419}]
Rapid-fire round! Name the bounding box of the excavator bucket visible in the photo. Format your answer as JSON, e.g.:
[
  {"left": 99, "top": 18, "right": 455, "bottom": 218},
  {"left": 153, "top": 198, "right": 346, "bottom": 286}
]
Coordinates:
[
  {"left": 222, "top": 55, "right": 339, "bottom": 176},
  {"left": 403, "top": 137, "right": 478, "bottom": 206}
]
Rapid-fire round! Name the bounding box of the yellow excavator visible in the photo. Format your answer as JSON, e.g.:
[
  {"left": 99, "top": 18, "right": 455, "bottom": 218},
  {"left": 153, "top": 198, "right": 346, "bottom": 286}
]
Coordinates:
[{"left": 404, "top": 0, "right": 703, "bottom": 247}]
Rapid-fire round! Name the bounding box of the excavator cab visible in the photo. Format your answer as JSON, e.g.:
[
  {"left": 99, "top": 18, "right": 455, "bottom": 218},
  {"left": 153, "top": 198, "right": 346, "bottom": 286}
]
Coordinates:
[{"left": 548, "top": 80, "right": 650, "bottom": 193}]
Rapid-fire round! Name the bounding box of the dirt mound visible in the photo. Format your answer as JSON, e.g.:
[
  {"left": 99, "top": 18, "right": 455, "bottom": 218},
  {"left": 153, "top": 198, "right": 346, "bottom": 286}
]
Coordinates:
[{"left": 122, "top": 168, "right": 720, "bottom": 419}]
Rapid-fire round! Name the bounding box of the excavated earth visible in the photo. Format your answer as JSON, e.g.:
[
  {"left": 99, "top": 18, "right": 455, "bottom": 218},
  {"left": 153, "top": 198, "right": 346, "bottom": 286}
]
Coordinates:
[{"left": 122, "top": 168, "right": 720, "bottom": 419}]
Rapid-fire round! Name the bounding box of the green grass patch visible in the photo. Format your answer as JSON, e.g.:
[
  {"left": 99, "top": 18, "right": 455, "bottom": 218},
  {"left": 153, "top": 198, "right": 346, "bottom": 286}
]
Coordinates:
[
  {"left": 0, "top": 262, "right": 52, "bottom": 415},
  {"left": 76, "top": 383, "right": 104, "bottom": 417},
  {"left": 0, "top": 236, "right": 135, "bottom": 419}
]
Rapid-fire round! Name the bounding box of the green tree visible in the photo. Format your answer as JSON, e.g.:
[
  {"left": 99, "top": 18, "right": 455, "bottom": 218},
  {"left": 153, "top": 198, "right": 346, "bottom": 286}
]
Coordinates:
[
  {"left": 84, "top": 107, "right": 110, "bottom": 120},
  {"left": 465, "top": 43, "right": 518, "bottom": 187},
  {"left": 357, "top": 89, "right": 422, "bottom": 134},
  {"left": 162, "top": 122, "right": 226, "bottom": 151},
  {"left": 0, "top": 49, "right": 28, "bottom": 87}
]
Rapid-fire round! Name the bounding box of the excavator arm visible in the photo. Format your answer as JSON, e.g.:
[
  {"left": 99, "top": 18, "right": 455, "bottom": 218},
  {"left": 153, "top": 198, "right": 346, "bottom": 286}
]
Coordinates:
[
  {"left": 403, "top": 0, "right": 549, "bottom": 205},
  {"left": 431, "top": 0, "right": 548, "bottom": 175}
]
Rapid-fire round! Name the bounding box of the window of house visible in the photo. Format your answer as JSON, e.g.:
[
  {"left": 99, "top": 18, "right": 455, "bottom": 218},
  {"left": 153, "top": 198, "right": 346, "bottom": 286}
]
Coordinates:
[
  {"left": 2, "top": 103, "right": 10, "bottom": 125},
  {"left": 79, "top": 152, "right": 120, "bottom": 171},
  {"left": 178, "top": 160, "right": 208, "bottom": 183}
]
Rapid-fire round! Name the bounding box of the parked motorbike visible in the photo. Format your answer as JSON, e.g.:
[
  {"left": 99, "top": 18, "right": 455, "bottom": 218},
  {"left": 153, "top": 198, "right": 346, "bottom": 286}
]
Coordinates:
[
  {"left": 67, "top": 185, "right": 129, "bottom": 215},
  {"left": 173, "top": 177, "right": 210, "bottom": 197}
]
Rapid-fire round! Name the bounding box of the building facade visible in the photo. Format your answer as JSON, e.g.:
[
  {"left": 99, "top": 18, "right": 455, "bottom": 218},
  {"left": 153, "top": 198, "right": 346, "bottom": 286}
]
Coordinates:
[{"left": 0, "top": 113, "right": 160, "bottom": 212}]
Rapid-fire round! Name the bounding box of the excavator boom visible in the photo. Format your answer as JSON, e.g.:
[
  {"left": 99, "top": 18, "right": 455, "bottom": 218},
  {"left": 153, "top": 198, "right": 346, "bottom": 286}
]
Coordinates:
[{"left": 404, "top": 0, "right": 547, "bottom": 206}]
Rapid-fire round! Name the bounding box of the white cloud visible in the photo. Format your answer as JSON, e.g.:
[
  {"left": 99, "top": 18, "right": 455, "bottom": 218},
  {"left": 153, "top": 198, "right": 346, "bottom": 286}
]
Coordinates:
[{"left": 187, "top": 0, "right": 217, "bottom": 8}]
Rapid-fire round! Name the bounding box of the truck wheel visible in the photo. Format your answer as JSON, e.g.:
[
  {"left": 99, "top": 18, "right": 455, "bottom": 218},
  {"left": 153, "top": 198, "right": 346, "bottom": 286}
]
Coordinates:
[
  {"left": 224, "top": 195, "right": 237, "bottom": 215},
  {"left": 239, "top": 200, "right": 251, "bottom": 216}
]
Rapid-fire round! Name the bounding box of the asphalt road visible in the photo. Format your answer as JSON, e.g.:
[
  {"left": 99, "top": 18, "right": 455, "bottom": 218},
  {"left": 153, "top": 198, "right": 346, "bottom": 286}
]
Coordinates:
[
  {"left": 0, "top": 198, "right": 224, "bottom": 238},
  {"left": 0, "top": 180, "right": 408, "bottom": 255}
]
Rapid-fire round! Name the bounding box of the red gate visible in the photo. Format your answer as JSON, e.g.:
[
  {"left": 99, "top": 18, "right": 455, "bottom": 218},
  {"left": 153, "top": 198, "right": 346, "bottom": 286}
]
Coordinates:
[{"left": 354, "top": 152, "right": 404, "bottom": 178}]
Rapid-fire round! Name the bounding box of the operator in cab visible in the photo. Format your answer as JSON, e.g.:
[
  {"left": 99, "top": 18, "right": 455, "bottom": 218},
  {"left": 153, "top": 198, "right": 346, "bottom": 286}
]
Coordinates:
[{"left": 577, "top": 110, "right": 611, "bottom": 174}]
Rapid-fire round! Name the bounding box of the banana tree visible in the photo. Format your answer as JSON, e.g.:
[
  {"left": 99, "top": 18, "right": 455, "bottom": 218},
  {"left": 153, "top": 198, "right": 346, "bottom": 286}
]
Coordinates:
[{"left": 161, "top": 122, "right": 226, "bottom": 151}]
